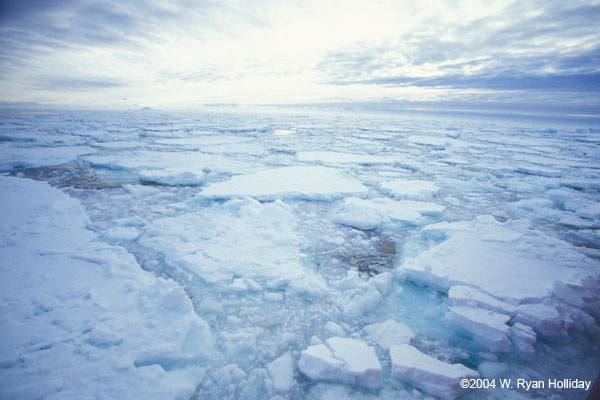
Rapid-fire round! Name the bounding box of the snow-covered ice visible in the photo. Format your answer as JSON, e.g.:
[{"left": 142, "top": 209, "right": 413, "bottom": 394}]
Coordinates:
[
  {"left": 0, "top": 176, "right": 213, "bottom": 399},
  {"left": 1, "top": 108, "right": 599, "bottom": 399}
]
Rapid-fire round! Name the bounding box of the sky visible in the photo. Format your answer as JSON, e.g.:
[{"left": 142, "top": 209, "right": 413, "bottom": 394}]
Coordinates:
[{"left": 0, "top": 0, "right": 599, "bottom": 111}]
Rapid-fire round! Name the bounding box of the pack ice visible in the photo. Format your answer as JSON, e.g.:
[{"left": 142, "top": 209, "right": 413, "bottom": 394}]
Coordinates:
[{"left": 0, "top": 109, "right": 598, "bottom": 400}]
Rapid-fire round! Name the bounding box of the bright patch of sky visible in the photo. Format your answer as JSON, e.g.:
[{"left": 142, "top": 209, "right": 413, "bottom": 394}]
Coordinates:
[{"left": 0, "top": 0, "right": 598, "bottom": 109}]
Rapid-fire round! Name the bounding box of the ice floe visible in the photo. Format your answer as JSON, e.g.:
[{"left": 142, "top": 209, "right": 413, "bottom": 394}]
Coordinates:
[
  {"left": 198, "top": 166, "right": 368, "bottom": 200},
  {"left": 332, "top": 197, "right": 445, "bottom": 230},
  {"left": 398, "top": 216, "right": 596, "bottom": 302}
]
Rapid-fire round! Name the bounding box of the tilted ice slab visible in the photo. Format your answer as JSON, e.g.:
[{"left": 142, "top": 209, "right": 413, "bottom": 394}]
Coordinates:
[
  {"left": 0, "top": 177, "right": 214, "bottom": 399},
  {"left": 513, "top": 303, "right": 567, "bottom": 337},
  {"left": 296, "top": 151, "right": 396, "bottom": 164},
  {"left": 444, "top": 306, "right": 512, "bottom": 352},
  {"left": 298, "top": 337, "right": 382, "bottom": 389},
  {"left": 380, "top": 178, "right": 439, "bottom": 199},
  {"left": 398, "top": 216, "right": 596, "bottom": 303},
  {"left": 448, "top": 285, "right": 517, "bottom": 316},
  {"left": 389, "top": 344, "right": 479, "bottom": 400},
  {"left": 139, "top": 198, "right": 328, "bottom": 297},
  {"left": 332, "top": 197, "right": 445, "bottom": 230},
  {"left": 198, "top": 166, "right": 368, "bottom": 201}
]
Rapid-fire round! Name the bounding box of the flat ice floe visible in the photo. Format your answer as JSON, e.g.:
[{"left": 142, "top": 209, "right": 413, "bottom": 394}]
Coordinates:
[
  {"left": 198, "top": 165, "right": 368, "bottom": 200},
  {"left": 332, "top": 197, "right": 445, "bottom": 229},
  {"left": 398, "top": 216, "right": 596, "bottom": 302}
]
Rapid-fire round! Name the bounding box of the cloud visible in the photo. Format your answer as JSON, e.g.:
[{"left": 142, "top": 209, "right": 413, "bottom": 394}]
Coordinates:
[
  {"left": 33, "top": 76, "right": 123, "bottom": 91},
  {"left": 316, "top": 1, "right": 600, "bottom": 94},
  {"left": 0, "top": 0, "right": 598, "bottom": 107}
]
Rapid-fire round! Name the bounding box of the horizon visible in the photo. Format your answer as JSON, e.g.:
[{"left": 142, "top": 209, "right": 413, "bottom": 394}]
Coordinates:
[{"left": 1, "top": 0, "right": 599, "bottom": 115}]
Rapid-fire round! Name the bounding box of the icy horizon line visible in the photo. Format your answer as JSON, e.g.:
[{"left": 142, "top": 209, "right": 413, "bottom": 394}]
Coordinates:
[{"left": 1, "top": 99, "right": 598, "bottom": 125}]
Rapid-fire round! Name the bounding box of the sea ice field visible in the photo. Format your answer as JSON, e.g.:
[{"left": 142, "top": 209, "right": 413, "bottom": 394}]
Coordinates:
[{"left": 0, "top": 108, "right": 599, "bottom": 399}]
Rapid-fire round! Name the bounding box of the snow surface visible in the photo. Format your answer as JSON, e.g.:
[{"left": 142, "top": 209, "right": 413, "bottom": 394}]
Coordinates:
[
  {"left": 1, "top": 109, "right": 599, "bottom": 399},
  {"left": 0, "top": 177, "right": 212, "bottom": 399}
]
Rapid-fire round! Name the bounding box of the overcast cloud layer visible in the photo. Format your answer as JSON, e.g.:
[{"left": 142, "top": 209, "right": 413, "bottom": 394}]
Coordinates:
[{"left": 0, "top": 0, "right": 599, "bottom": 110}]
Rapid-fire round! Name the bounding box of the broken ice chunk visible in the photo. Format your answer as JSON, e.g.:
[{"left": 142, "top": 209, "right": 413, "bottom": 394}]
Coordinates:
[
  {"left": 444, "top": 306, "right": 512, "bottom": 352},
  {"left": 298, "top": 337, "right": 382, "bottom": 389},
  {"left": 298, "top": 344, "right": 347, "bottom": 384},
  {"left": 267, "top": 352, "right": 295, "bottom": 394},
  {"left": 326, "top": 337, "right": 382, "bottom": 389},
  {"left": 513, "top": 304, "right": 567, "bottom": 337},
  {"left": 332, "top": 198, "right": 383, "bottom": 230},
  {"left": 362, "top": 319, "right": 414, "bottom": 350},
  {"left": 390, "top": 344, "right": 479, "bottom": 400}
]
